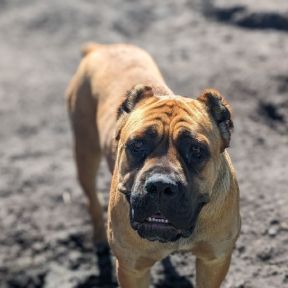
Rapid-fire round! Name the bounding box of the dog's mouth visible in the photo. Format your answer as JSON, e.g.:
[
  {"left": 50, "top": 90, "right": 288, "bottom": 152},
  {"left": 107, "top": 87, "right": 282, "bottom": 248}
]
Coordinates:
[
  {"left": 145, "top": 213, "right": 170, "bottom": 225},
  {"left": 131, "top": 212, "right": 191, "bottom": 243}
]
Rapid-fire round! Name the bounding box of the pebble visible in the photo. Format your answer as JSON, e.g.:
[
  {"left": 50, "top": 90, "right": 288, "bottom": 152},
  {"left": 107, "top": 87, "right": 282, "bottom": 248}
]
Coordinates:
[
  {"left": 268, "top": 226, "right": 278, "bottom": 237},
  {"left": 280, "top": 222, "right": 288, "bottom": 231},
  {"left": 62, "top": 191, "right": 72, "bottom": 204},
  {"left": 257, "top": 247, "right": 273, "bottom": 262}
]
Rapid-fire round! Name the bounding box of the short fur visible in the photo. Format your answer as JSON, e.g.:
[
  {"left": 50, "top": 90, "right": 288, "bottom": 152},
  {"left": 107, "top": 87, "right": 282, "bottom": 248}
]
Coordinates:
[{"left": 66, "top": 43, "right": 240, "bottom": 288}]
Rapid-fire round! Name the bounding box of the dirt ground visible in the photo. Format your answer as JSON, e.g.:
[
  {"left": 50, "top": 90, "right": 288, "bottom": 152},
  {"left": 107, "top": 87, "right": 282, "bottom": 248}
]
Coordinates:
[{"left": 0, "top": 0, "right": 288, "bottom": 287}]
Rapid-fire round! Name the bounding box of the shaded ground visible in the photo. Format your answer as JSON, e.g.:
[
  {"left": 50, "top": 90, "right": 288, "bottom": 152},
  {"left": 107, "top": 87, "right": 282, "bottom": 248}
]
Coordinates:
[{"left": 0, "top": 0, "right": 288, "bottom": 287}]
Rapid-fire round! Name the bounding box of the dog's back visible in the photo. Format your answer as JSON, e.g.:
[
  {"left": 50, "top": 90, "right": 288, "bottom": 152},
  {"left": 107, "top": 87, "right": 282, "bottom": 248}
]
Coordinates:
[{"left": 66, "top": 43, "right": 173, "bottom": 168}]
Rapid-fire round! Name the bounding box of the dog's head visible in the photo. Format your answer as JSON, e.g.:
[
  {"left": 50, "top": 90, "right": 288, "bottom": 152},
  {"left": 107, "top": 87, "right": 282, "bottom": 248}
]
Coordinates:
[{"left": 115, "top": 84, "right": 233, "bottom": 243}]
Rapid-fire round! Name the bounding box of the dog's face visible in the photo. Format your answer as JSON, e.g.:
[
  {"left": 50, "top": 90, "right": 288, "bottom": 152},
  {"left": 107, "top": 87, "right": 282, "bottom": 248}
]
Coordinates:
[{"left": 115, "top": 85, "right": 233, "bottom": 243}]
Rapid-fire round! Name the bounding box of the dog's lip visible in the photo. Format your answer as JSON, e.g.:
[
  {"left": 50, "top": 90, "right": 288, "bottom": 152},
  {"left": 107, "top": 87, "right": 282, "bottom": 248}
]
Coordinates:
[
  {"left": 142, "top": 221, "right": 183, "bottom": 235},
  {"left": 131, "top": 219, "right": 184, "bottom": 243}
]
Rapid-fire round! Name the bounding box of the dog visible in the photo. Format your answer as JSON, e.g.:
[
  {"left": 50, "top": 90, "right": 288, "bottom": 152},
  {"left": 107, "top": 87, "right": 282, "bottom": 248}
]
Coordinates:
[{"left": 66, "top": 43, "right": 241, "bottom": 288}]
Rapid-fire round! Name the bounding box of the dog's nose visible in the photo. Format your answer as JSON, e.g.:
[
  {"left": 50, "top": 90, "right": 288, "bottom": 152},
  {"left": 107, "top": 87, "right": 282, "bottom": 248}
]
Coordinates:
[{"left": 144, "top": 174, "right": 179, "bottom": 198}]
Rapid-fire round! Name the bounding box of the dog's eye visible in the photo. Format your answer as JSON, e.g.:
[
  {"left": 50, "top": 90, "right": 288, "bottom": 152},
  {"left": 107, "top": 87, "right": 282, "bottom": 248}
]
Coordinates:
[
  {"left": 186, "top": 143, "right": 207, "bottom": 165},
  {"left": 190, "top": 145, "right": 202, "bottom": 159},
  {"left": 126, "top": 139, "right": 148, "bottom": 159},
  {"left": 130, "top": 140, "right": 144, "bottom": 153}
]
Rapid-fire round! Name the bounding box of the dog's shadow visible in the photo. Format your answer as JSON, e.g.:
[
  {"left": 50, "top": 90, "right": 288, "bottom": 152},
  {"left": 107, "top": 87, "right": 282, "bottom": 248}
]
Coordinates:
[
  {"left": 155, "top": 256, "right": 194, "bottom": 288},
  {"left": 76, "top": 243, "right": 117, "bottom": 288},
  {"left": 77, "top": 245, "right": 193, "bottom": 288}
]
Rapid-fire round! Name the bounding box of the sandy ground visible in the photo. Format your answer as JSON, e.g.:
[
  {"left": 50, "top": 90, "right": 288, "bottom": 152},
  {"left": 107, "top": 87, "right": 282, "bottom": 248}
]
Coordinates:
[{"left": 0, "top": 0, "right": 288, "bottom": 287}]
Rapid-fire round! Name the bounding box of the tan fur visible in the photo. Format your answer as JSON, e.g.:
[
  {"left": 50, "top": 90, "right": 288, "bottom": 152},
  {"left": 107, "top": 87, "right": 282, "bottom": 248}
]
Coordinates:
[{"left": 66, "top": 43, "right": 240, "bottom": 288}]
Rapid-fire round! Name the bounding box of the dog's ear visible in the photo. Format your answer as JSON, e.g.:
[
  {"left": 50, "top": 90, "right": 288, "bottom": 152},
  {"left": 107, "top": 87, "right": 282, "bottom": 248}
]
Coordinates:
[
  {"left": 197, "top": 89, "right": 234, "bottom": 152},
  {"left": 117, "top": 84, "right": 154, "bottom": 119},
  {"left": 115, "top": 84, "right": 154, "bottom": 141}
]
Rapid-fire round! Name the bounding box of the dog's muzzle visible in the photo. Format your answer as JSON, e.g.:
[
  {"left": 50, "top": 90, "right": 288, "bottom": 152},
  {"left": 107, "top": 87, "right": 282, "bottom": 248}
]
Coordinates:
[{"left": 128, "top": 173, "right": 204, "bottom": 243}]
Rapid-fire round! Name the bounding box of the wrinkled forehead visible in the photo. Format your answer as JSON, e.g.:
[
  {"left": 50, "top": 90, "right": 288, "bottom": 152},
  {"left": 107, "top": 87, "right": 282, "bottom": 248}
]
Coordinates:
[{"left": 121, "top": 97, "right": 215, "bottom": 142}]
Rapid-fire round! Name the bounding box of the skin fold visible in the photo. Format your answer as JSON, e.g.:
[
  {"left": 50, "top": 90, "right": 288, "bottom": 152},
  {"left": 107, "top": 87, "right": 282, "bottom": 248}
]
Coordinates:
[{"left": 66, "top": 43, "right": 241, "bottom": 288}]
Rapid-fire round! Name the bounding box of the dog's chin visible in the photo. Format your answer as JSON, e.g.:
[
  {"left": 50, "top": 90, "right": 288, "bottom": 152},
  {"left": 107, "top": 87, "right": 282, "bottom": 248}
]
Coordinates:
[{"left": 130, "top": 219, "right": 193, "bottom": 243}]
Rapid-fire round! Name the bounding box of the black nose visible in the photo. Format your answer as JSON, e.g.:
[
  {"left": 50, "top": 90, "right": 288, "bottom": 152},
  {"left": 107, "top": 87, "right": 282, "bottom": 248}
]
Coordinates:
[{"left": 144, "top": 174, "right": 179, "bottom": 198}]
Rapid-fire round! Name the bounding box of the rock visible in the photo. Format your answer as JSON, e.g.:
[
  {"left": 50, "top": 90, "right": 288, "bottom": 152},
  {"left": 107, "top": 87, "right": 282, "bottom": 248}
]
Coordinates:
[
  {"left": 257, "top": 248, "right": 273, "bottom": 262},
  {"left": 268, "top": 226, "right": 278, "bottom": 237}
]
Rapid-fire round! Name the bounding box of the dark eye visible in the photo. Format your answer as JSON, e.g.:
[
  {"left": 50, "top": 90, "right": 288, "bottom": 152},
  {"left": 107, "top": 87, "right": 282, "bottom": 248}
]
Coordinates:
[
  {"left": 190, "top": 145, "right": 202, "bottom": 159},
  {"left": 126, "top": 139, "right": 148, "bottom": 160},
  {"left": 186, "top": 143, "right": 208, "bottom": 165}
]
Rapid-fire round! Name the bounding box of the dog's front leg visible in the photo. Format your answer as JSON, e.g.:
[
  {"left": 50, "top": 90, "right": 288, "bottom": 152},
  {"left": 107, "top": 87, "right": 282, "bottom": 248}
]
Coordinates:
[
  {"left": 116, "top": 257, "right": 155, "bottom": 288},
  {"left": 195, "top": 253, "right": 232, "bottom": 288}
]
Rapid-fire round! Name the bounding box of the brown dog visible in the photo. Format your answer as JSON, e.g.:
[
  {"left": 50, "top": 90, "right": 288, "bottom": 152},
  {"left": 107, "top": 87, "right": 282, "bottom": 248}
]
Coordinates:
[{"left": 66, "top": 43, "right": 240, "bottom": 288}]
